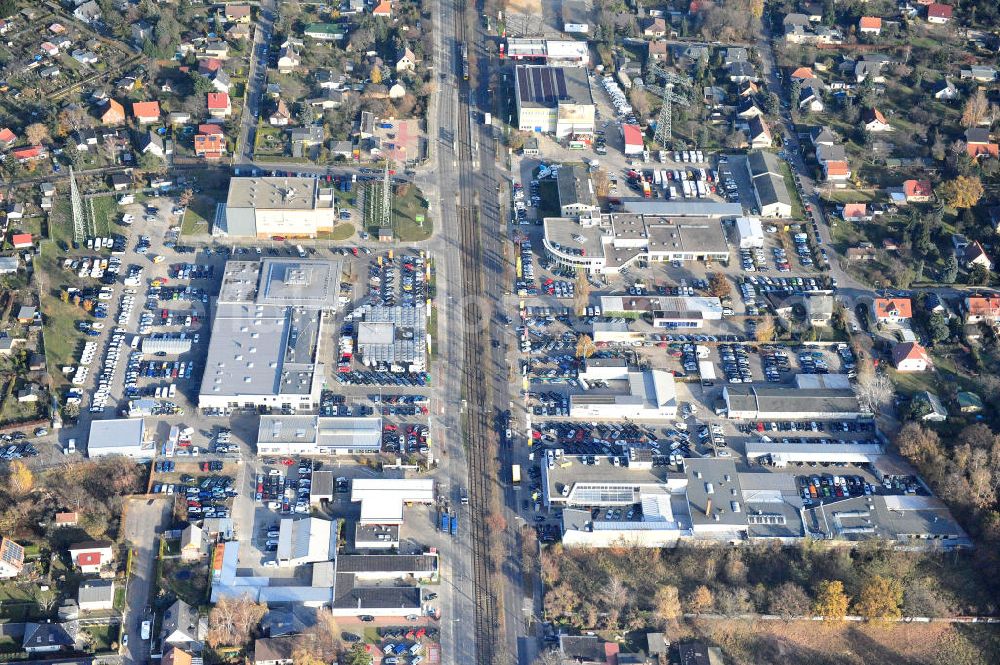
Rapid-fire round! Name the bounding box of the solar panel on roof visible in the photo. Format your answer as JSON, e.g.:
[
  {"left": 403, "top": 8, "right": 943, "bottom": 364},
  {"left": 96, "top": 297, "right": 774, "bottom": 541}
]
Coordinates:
[{"left": 555, "top": 69, "right": 567, "bottom": 99}]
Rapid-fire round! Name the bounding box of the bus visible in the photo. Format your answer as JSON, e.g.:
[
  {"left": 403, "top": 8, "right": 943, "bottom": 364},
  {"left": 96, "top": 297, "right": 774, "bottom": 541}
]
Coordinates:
[{"left": 512, "top": 464, "right": 521, "bottom": 487}]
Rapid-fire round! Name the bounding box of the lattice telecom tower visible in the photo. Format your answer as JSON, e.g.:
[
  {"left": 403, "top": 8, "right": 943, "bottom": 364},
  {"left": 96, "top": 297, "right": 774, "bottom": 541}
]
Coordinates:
[
  {"left": 647, "top": 65, "right": 692, "bottom": 146},
  {"left": 69, "top": 166, "right": 87, "bottom": 243}
]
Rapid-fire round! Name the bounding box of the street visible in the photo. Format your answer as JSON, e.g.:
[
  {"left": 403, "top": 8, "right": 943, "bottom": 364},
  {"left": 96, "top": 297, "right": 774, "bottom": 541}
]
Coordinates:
[{"left": 121, "top": 498, "right": 171, "bottom": 665}]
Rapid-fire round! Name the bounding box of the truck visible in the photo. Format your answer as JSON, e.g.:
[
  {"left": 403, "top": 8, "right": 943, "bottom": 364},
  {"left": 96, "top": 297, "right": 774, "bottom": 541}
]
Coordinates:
[
  {"left": 512, "top": 463, "right": 521, "bottom": 487},
  {"left": 483, "top": 112, "right": 491, "bottom": 125},
  {"left": 449, "top": 514, "right": 458, "bottom": 536},
  {"left": 641, "top": 180, "right": 651, "bottom": 198},
  {"left": 653, "top": 170, "right": 662, "bottom": 187},
  {"left": 439, "top": 512, "right": 449, "bottom": 532}
]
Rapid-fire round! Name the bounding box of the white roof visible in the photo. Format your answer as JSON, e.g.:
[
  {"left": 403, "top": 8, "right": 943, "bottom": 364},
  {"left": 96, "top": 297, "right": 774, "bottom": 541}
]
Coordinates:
[
  {"left": 277, "top": 517, "right": 334, "bottom": 564},
  {"left": 351, "top": 479, "right": 435, "bottom": 524},
  {"left": 736, "top": 216, "right": 764, "bottom": 237},
  {"left": 88, "top": 418, "right": 145, "bottom": 450}
]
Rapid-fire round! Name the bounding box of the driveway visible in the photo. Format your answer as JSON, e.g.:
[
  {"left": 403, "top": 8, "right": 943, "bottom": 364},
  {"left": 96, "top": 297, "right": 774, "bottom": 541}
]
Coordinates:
[{"left": 121, "top": 497, "right": 171, "bottom": 665}]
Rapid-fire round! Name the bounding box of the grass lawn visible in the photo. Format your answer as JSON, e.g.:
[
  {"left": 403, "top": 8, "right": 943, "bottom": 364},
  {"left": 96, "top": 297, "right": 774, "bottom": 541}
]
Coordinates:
[
  {"left": 319, "top": 223, "right": 355, "bottom": 241},
  {"left": 366, "top": 182, "right": 433, "bottom": 242},
  {"left": 87, "top": 195, "right": 117, "bottom": 238},
  {"left": 48, "top": 199, "right": 75, "bottom": 248},
  {"left": 161, "top": 559, "right": 209, "bottom": 606},
  {"left": 37, "top": 244, "right": 85, "bottom": 386},
  {"left": 822, "top": 189, "right": 877, "bottom": 204},
  {"left": 254, "top": 124, "right": 288, "bottom": 158},
  {"left": 0, "top": 388, "right": 44, "bottom": 426},
  {"left": 180, "top": 194, "right": 220, "bottom": 236},
  {"left": 428, "top": 305, "right": 438, "bottom": 359},
  {"left": 81, "top": 625, "right": 116, "bottom": 653},
  {"left": 778, "top": 161, "right": 804, "bottom": 219}
]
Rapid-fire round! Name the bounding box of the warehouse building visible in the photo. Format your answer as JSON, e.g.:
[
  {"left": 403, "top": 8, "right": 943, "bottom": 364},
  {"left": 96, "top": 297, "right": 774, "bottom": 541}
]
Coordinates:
[
  {"left": 556, "top": 164, "right": 599, "bottom": 218},
  {"left": 87, "top": 418, "right": 149, "bottom": 459},
  {"left": 218, "top": 177, "right": 338, "bottom": 238},
  {"left": 735, "top": 216, "right": 765, "bottom": 248},
  {"left": 504, "top": 39, "right": 590, "bottom": 66},
  {"left": 198, "top": 259, "right": 342, "bottom": 411},
  {"left": 745, "top": 441, "right": 884, "bottom": 466},
  {"left": 256, "top": 416, "right": 382, "bottom": 456},
  {"left": 570, "top": 369, "right": 677, "bottom": 420},
  {"left": 140, "top": 335, "right": 193, "bottom": 356},
  {"left": 514, "top": 65, "right": 595, "bottom": 138},
  {"left": 543, "top": 213, "right": 731, "bottom": 275},
  {"left": 722, "top": 383, "right": 863, "bottom": 419},
  {"left": 350, "top": 478, "right": 435, "bottom": 524},
  {"left": 808, "top": 495, "right": 971, "bottom": 548},
  {"left": 600, "top": 295, "right": 724, "bottom": 329},
  {"left": 746, "top": 152, "right": 793, "bottom": 218},
  {"left": 276, "top": 517, "right": 336, "bottom": 567}
]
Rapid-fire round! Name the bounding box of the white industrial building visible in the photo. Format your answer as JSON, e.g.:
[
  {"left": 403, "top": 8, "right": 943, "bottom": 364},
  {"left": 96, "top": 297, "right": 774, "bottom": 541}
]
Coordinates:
[
  {"left": 514, "top": 65, "right": 595, "bottom": 138},
  {"left": 256, "top": 416, "right": 382, "bottom": 456},
  {"left": 722, "top": 383, "right": 864, "bottom": 419},
  {"left": 198, "top": 259, "right": 342, "bottom": 412},
  {"left": 504, "top": 39, "right": 590, "bottom": 66},
  {"left": 276, "top": 517, "right": 336, "bottom": 567},
  {"left": 543, "top": 212, "right": 733, "bottom": 275},
  {"left": 87, "top": 418, "right": 149, "bottom": 458},
  {"left": 351, "top": 478, "right": 435, "bottom": 524},
  {"left": 570, "top": 369, "right": 677, "bottom": 420},
  {"left": 599, "top": 295, "right": 724, "bottom": 329},
  {"left": 735, "top": 217, "right": 765, "bottom": 248},
  {"left": 219, "top": 176, "right": 338, "bottom": 238},
  {"left": 744, "top": 441, "right": 884, "bottom": 466}
]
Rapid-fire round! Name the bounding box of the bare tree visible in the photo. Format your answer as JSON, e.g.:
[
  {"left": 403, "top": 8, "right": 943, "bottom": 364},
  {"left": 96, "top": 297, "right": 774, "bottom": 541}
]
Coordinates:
[
  {"left": 856, "top": 371, "right": 893, "bottom": 414},
  {"left": 206, "top": 595, "right": 267, "bottom": 647},
  {"left": 575, "top": 334, "right": 596, "bottom": 359},
  {"left": 962, "top": 88, "right": 990, "bottom": 128},
  {"left": 574, "top": 272, "right": 591, "bottom": 317}
]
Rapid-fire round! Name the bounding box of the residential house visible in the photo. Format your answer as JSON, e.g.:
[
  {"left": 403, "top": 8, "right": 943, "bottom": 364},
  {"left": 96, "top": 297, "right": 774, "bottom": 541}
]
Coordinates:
[
  {"left": 12, "top": 233, "right": 33, "bottom": 249},
  {"left": 783, "top": 13, "right": 813, "bottom": 44},
  {"left": 915, "top": 391, "right": 948, "bottom": 422},
  {"left": 965, "top": 127, "right": 990, "bottom": 145},
  {"left": 71, "top": 49, "right": 98, "bottom": 64},
  {"left": 747, "top": 115, "right": 772, "bottom": 149},
  {"left": 180, "top": 524, "right": 203, "bottom": 561},
  {"left": 254, "top": 637, "right": 296, "bottom": 665},
  {"left": 805, "top": 293, "right": 835, "bottom": 327},
  {"left": 647, "top": 40, "right": 668, "bottom": 62},
  {"left": 736, "top": 97, "right": 764, "bottom": 119},
  {"left": 862, "top": 108, "right": 892, "bottom": 132},
  {"left": 926, "top": 3, "right": 952, "bottom": 23},
  {"left": 202, "top": 38, "right": 229, "bottom": 60},
  {"left": 306, "top": 89, "right": 348, "bottom": 109},
  {"left": 15, "top": 305, "right": 35, "bottom": 323},
  {"left": 934, "top": 78, "right": 959, "bottom": 100},
  {"left": 724, "top": 47, "right": 748, "bottom": 65},
  {"left": 728, "top": 60, "right": 757, "bottom": 83},
  {"left": 161, "top": 599, "right": 200, "bottom": 647},
  {"left": 799, "top": 85, "right": 824, "bottom": 112},
  {"left": 194, "top": 125, "right": 226, "bottom": 159},
  {"left": 277, "top": 42, "right": 300, "bottom": 74},
  {"left": 961, "top": 66, "right": 996, "bottom": 82},
  {"left": 11, "top": 146, "right": 45, "bottom": 163},
  {"left": 0, "top": 537, "right": 24, "bottom": 578},
  {"left": 78, "top": 579, "right": 115, "bottom": 612},
  {"left": 210, "top": 69, "right": 232, "bottom": 94},
  {"left": 842, "top": 203, "right": 868, "bottom": 221},
  {"left": 290, "top": 125, "right": 324, "bottom": 148},
  {"left": 811, "top": 126, "right": 837, "bottom": 146},
  {"left": 873, "top": 298, "right": 913, "bottom": 325},
  {"left": 23, "top": 622, "right": 76, "bottom": 653},
  {"left": 17, "top": 384, "right": 40, "bottom": 403},
  {"left": 269, "top": 99, "right": 291, "bottom": 126},
  {"left": 958, "top": 392, "right": 984, "bottom": 413},
  {"left": 893, "top": 342, "right": 931, "bottom": 372},
  {"left": 0, "top": 257, "right": 16, "bottom": 276},
  {"left": 558, "top": 635, "right": 618, "bottom": 665},
  {"left": 141, "top": 132, "right": 166, "bottom": 158},
  {"left": 854, "top": 59, "right": 886, "bottom": 83},
  {"left": 163, "top": 647, "right": 195, "bottom": 665},
  {"left": 131, "top": 21, "right": 153, "bottom": 44},
  {"left": 68, "top": 541, "right": 114, "bottom": 574},
  {"left": 330, "top": 140, "right": 353, "bottom": 159},
  {"left": 224, "top": 4, "right": 252, "bottom": 22},
  {"left": 207, "top": 92, "right": 232, "bottom": 118},
  {"left": 132, "top": 101, "right": 161, "bottom": 125},
  {"left": 6, "top": 203, "right": 23, "bottom": 221},
  {"left": 54, "top": 512, "right": 78, "bottom": 527},
  {"left": 226, "top": 23, "right": 251, "bottom": 41},
  {"left": 168, "top": 112, "right": 192, "bottom": 126},
  {"left": 372, "top": 0, "right": 392, "bottom": 17},
  {"left": 859, "top": 16, "right": 882, "bottom": 34},
  {"left": 964, "top": 297, "right": 1000, "bottom": 325},
  {"left": 74, "top": 1, "right": 101, "bottom": 23},
  {"left": 967, "top": 143, "right": 999, "bottom": 160},
  {"left": 396, "top": 47, "right": 416, "bottom": 73},
  {"left": 110, "top": 173, "right": 131, "bottom": 191},
  {"left": 303, "top": 23, "right": 347, "bottom": 41},
  {"left": 642, "top": 17, "right": 666, "bottom": 38},
  {"left": 746, "top": 151, "right": 793, "bottom": 218},
  {"left": 101, "top": 99, "right": 125, "bottom": 126},
  {"left": 903, "top": 179, "right": 933, "bottom": 202},
  {"left": 0, "top": 127, "right": 15, "bottom": 147},
  {"left": 963, "top": 241, "right": 992, "bottom": 271},
  {"left": 72, "top": 128, "right": 98, "bottom": 151}
]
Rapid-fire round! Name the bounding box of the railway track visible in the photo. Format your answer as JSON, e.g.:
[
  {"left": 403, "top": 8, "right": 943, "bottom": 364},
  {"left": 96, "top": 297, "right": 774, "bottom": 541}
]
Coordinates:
[{"left": 454, "top": 0, "right": 501, "bottom": 663}]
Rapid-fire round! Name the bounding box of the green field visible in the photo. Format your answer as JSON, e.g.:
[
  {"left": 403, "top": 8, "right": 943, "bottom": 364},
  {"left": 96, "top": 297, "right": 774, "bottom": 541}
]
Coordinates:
[
  {"left": 365, "top": 182, "right": 433, "bottom": 242},
  {"left": 37, "top": 243, "right": 86, "bottom": 384}
]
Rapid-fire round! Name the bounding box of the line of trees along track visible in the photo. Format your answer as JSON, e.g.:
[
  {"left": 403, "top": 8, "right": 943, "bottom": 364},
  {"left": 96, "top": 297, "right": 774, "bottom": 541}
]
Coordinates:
[{"left": 455, "top": 0, "right": 504, "bottom": 664}]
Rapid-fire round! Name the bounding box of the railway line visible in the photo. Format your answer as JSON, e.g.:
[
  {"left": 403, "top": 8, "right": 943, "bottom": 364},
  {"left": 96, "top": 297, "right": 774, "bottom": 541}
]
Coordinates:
[{"left": 454, "top": 0, "right": 503, "bottom": 664}]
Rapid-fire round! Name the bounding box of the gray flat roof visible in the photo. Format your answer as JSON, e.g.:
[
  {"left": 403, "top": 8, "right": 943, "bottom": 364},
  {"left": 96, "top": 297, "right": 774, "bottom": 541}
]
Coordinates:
[
  {"left": 355, "top": 523, "right": 399, "bottom": 543},
  {"left": 683, "top": 458, "right": 747, "bottom": 527},
  {"left": 332, "top": 574, "right": 422, "bottom": 609},
  {"left": 725, "top": 385, "right": 861, "bottom": 415},
  {"left": 88, "top": 418, "right": 144, "bottom": 448},
  {"left": 621, "top": 201, "right": 744, "bottom": 217},
  {"left": 557, "top": 165, "right": 597, "bottom": 208},
  {"left": 753, "top": 171, "right": 792, "bottom": 208},
  {"left": 515, "top": 65, "right": 593, "bottom": 108},
  {"left": 257, "top": 416, "right": 382, "bottom": 449},
  {"left": 645, "top": 217, "right": 730, "bottom": 254},
  {"left": 336, "top": 554, "right": 436, "bottom": 574},
  {"left": 227, "top": 177, "right": 318, "bottom": 210}
]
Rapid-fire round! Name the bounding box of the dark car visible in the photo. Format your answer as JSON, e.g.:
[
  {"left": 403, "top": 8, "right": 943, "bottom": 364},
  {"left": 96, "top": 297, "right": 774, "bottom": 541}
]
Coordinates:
[{"left": 360, "top": 615, "right": 375, "bottom": 622}]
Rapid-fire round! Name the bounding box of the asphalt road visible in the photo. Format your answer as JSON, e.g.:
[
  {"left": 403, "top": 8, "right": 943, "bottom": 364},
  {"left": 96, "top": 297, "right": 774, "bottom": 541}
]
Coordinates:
[
  {"left": 237, "top": 0, "right": 276, "bottom": 163},
  {"left": 121, "top": 498, "right": 171, "bottom": 665}
]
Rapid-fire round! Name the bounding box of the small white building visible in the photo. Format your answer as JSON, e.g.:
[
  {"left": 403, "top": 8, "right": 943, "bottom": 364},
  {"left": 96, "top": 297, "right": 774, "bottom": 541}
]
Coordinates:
[
  {"left": 78, "top": 579, "right": 115, "bottom": 611},
  {"left": 570, "top": 370, "right": 677, "bottom": 420},
  {"left": 276, "top": 517, "right": 335, "bottom": 567},
  {"left": 735, "top": 217, "right": 765, "bottom": 249},
  {"left": 87, "top": 418, "right": 147, "bottom": 458}
]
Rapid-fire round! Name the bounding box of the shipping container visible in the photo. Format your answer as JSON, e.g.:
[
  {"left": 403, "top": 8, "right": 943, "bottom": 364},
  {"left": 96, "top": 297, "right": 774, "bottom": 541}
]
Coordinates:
[{"left": 449, "top": 514, "right": 458, "bottom": 535}]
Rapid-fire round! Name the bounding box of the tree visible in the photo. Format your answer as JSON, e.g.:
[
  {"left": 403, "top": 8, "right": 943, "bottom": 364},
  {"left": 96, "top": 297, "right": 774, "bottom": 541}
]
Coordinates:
[
  {"left": 856, "top": 371, "right": 894, "bottom": 414},
  {"left": 628, "top": 86, "right": 650, "bottom": 120},
  {"left": 768, "top": 581, "right": 810, "bottom": 618},
  {"left": 854, "top": 575, "right": 903, "bottom": 621},
  {"left": 573, "top": 272, "right": 591, "bottom": 317},
  {"left": 344, "top": 644, "right": 373, "bottom": 665},
  {"left": 748, "top": 0, "right": 764, "bottom": 19},
  {"left": 370, "top": 67, "right": 383, "bottom": 85},
  {"left": 942, "top": 253, "right": 958, "bottom": 283},
  {"left": 652, "top": 585, "right": 681, "bottom": 627},
  {"left": 725, "top": 129, "right": 748, "bottom": 149},
  {"left": 294, "top": 610, "right": 342, "bottom": 664},
  {"left": 8, "top": 461, "right": 32, "bottom": 494},
  {"left": 968, "top": 263, "right": 990, "bottom": 286},
  {"left": 0, "top": 0, "right": 15, "bottom": 19},
  {"left": 962, "top": 88, "right": 990, "bottom": 128},
  {"left": 178, "top": 188, "right": 194, "bottom": 208},
  {"left": 686, "top": 585, "right": 714, "bottom": 613},
  {"left": 575, "top": 333, "right": 596, "bottom": 359},
  {"left": 56, "top": 106, "right": 92, "bottom": 136},
  {"left": 812, "top": 580, "right": 849, "bottom": 620},
  {"left": 25, "top": 123, "right": 49, "bottom": 146},
  {"left": 189, "top": 72, "right": 216, "bottom": 96},
  {"left": 708, "top": 272, "right": 731, "bottom": 299},
  {"left": 928, "top": 312, "right": 950, "bottom": 344},
  {"left": 754, "top": 315, "right": 776, "bottom": 343},
  {"left": 206, "top": 595, "right": 267, "bottom": 647},
  {"left": 939, "top": 175, "right": 984, "bottom": 209}
]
